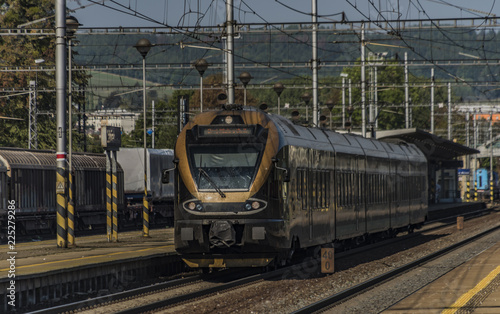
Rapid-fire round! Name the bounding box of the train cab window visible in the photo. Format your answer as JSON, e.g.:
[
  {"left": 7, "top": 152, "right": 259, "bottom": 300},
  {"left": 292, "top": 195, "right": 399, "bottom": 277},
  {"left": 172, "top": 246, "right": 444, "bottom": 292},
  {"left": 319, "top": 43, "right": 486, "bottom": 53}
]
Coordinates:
[{"left": 189, "top": 144, "right": 263, "bottom": 191}]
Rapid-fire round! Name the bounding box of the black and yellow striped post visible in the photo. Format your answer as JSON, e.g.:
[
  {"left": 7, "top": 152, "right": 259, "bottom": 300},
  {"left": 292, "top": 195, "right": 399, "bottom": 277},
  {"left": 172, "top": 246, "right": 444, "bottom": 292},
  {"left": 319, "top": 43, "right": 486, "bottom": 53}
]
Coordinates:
[
  {"left": 474, "top": 181, "right": 478, "bottom": 201},
  {"left": 106, "top": 151, "right": 112, "bottom": 242},
  {"left": 491, "top": 180, "right": 494, "bottom": 203},
  {"left": 102, "top": 126, "right": 121, "bottom": 241},
  {"left": 55, "top": 0, "right": 68, "bottom": 249},
  {"left": 467, "top": 181, "right": 470, "bottom": 203},
  {"left": 143, "top": 170, "right": 150, "bottom": 237},
  {"left": 56, "top": 153, "right": 67, "bottom": 248},
  {"left": 112, "top": 150, "right": 119, "bottom": 242},
  {"left": 67, "top": 170, "right": 75, "bottom": 246}
]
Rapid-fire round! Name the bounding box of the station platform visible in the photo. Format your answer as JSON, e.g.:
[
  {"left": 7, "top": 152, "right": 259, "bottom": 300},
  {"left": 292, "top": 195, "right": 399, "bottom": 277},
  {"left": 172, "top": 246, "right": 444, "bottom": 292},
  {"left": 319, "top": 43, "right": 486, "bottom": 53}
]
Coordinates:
[
  {"left": 427, "top": 201, "right": 487, "bottom": 220},
  {"left": 0, "top": 228, "right": 181, "bottom": 312},
  {"left": 385, "top": 226, "right": 500, "bottom": 313},
  {"left": 0, "top": 228, "right": 176, "bottom": 279}
]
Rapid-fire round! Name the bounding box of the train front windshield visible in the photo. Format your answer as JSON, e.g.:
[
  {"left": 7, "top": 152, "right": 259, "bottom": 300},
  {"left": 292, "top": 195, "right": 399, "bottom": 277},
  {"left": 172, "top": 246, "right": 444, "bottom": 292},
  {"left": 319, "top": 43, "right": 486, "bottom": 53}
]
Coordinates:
[{"left": 189, "top": 144, "right": 263, "bottom": 191}]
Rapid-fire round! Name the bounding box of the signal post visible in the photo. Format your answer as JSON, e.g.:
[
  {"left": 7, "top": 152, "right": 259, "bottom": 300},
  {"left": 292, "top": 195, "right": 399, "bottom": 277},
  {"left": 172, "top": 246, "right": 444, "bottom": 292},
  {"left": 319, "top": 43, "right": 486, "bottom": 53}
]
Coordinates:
[{"left": 101, "top": 126, "right": 121, "bottom": 242}]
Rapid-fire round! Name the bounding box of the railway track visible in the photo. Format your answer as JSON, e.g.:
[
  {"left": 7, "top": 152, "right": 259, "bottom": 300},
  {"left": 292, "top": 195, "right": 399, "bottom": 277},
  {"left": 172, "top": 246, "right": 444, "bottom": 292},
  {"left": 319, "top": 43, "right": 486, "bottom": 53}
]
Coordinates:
[
  {"left": 29, "top": 267, "right": 266, "bottom": 314},
  {"left": 293, "top": 215, "right": 500, "bottom": 313},
  {"left": 27, "top": 206, "right": 499, "bottom": 313}
]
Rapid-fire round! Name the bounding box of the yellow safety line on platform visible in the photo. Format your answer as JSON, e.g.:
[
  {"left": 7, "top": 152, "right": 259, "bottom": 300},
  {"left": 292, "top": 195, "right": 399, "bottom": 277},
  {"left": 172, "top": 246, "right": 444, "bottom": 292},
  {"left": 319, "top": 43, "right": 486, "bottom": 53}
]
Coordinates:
[
  {"left": 442, "top": 264, "right": 500, "bottom": 314},
  {"left": 0, "top": 245, "right": 173, "bottom": 272}
]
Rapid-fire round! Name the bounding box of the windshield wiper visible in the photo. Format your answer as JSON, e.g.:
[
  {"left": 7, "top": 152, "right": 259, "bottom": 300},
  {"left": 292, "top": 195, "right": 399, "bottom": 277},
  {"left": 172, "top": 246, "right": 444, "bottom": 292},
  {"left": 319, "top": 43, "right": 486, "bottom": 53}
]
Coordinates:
[{"left": 198, "top": 168, "right": 226, "bottom": 198}]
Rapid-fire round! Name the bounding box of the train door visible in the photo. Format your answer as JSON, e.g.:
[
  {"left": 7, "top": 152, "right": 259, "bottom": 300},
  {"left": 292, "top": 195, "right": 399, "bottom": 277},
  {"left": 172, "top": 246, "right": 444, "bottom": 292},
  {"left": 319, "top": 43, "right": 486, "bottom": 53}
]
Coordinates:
[
  {"left": 295, "top": 147, "right": 311, "bottom": 246},
  {"left": 356, "top": 156, "right": 367, "bottom": 235},
  {"left": 309, "top": 151, "right": 332, "bottom": 244},
  {"left": 307, "top": 148, "right": 314, "bottom": 242},
  {"left": 388, "top": 158, "right": 395, "bottom": 228},
  {"left": 334, "top": 154, "right": 365, "bottom": 240},
  {"left": 393, "top": 157, "right": 410, "bottom": 228}
]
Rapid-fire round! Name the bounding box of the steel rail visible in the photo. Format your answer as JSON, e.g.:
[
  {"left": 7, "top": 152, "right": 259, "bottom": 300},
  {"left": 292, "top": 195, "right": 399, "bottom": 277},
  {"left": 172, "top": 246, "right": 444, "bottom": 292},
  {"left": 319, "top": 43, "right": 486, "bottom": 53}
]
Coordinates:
[
  {"left": 292, "top": 219, "right": 500, "bottom": 314},
  {"left": 107, "top": 207, "right": 496, "bottom": 313},
  {"left": 24, "top": 204, "right": 492, "bottom": 313},
  {"left": 28, "top": 274, "right": 203, "bottom": 314}
]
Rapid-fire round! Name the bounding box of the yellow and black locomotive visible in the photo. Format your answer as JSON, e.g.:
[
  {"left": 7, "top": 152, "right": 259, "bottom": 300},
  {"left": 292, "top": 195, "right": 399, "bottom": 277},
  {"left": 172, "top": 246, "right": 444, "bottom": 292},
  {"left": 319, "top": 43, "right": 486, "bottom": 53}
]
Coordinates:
[{"left": 173, "top": 105, "right": 428, "bottom": 269}]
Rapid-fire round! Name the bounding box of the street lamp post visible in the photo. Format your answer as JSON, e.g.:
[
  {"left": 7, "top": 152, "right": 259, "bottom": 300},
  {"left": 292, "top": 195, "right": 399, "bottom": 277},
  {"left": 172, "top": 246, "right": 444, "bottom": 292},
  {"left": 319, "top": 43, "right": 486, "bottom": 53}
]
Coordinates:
[
  {"left": 194, "top": 59, "right": 208, "bottom": 112},
  {"left": 346, "top": 105, "right": 354, "bottom": 133},
  {"left": 66, "top": 15, "right": 81, "bottom": 247},
  {"left": 340, "top": 73, "right": 348, "bottom": 129},
  {"left": 301, "top": 92, "right": 312, "bottom": 124},
  {"left": 29, "top": 58, "right": 45, "bottom": 149},
  {"left": 239, "top": 72, "right": 253, "bottom": 106},
  {"left": 273, "top": 82, "right": 285, "bottom": 115},
  {"left": 134, "top": 38, "right": 152, "bottom": 237},
  {"left": 326, "top": 100, "right": 334, "bottom": 130}
]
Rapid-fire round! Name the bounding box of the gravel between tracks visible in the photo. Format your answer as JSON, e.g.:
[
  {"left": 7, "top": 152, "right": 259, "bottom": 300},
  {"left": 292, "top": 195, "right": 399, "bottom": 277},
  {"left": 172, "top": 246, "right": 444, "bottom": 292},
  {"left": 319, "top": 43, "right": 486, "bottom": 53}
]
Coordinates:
[{"left": 156, "top": 210, "right": 500, "bottom": 314}]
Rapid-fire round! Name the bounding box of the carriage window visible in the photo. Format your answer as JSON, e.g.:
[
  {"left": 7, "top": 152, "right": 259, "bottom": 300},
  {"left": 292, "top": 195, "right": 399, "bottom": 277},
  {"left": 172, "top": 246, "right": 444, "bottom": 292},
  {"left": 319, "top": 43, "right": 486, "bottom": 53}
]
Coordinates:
[{"left": 297, "top": 170, "right": 302, "bottom": 201}]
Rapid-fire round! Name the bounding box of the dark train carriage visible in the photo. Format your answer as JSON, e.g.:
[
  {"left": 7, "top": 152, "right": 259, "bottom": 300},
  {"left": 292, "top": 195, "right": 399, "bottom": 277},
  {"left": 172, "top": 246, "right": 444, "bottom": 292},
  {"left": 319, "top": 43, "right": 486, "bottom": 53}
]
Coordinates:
[
  {"left": 0, "top": 158, "right": 8, "bottom": 213},
  {"left": 0, "top": 148, "right": 125, "bottom": 236},
  {"left": 117, "top": 148, "right": 175, "bottom": 226},
  {"left": 0, "top": 148, "right": 56, "bottom": 216},
  {"left": 174, "top": 107, "right": 428, "bottom": 269},
  {"left": 71, "top": 152, "right": 125, "bottom": 226}
]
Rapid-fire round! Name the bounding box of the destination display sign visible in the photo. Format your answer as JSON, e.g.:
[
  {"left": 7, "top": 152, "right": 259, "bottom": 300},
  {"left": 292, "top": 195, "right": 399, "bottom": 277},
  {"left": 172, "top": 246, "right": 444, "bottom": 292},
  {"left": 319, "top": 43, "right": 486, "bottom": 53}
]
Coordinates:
[{"left": 198, "top": 125, "right": 255, "bottom": 137}]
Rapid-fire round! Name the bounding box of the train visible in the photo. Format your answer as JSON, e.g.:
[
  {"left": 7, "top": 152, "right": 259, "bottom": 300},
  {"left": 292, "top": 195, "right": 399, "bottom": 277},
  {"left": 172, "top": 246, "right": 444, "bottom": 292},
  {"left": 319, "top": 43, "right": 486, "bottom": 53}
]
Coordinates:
[
  {"left": 0, "top": 148, "right": 125, "bottom": 238},
  {"left": 116, "top": 148, "right": 175, "bottom": 226},
  {"left": 173, "top": 105, "right": 428, "bottom": 269},
  {"left": 475, "top": 168, "right": 499, "bottom": 200},
  {"left": 0, "top": 147, "right": 175, "bottom": 240}
]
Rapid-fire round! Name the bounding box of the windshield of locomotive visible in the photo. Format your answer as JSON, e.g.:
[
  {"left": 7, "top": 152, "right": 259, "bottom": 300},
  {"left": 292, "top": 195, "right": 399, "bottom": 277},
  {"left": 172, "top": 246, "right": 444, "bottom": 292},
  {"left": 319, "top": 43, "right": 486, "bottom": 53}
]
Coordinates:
[{"left": 188, "top": 144, "right": 263, "bottom": 191}]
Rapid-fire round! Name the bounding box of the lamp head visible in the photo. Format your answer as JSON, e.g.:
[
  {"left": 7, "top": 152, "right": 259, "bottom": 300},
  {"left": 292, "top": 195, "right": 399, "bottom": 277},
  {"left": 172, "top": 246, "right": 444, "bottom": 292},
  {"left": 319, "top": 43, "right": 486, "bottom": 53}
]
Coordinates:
[
  {"left": 273, "top": 82, "right": 285, "bottom": 97},
  {"left": 238, "top": 72, "right": 253, "bottom": 87},
  {"left": 66, "top": 16, "right": 81, "bottom": 37},
  {"left": 194, "top": 59, "right": 209, "bottom": 76},
  {"left": 134, "top": 38, "right": 152, "bottom": 58}
]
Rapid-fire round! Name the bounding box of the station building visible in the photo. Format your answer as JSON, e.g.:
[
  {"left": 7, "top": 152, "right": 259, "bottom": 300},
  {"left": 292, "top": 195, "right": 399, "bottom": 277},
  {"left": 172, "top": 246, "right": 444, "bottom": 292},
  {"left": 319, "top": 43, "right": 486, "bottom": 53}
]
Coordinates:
[{"left": 377, "top": 128, "right": 478, "bottom": 204}]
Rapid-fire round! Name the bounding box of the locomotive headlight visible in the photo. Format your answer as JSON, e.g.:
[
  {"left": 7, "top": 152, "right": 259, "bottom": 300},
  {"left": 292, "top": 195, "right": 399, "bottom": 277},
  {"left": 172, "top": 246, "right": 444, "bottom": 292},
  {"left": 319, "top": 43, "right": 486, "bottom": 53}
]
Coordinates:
[
  {"left": 184, "top": 200, "right": 204, "bottom": 212},
  {"left": 244, "top": 199, "right": 267, "bottom": 211}
]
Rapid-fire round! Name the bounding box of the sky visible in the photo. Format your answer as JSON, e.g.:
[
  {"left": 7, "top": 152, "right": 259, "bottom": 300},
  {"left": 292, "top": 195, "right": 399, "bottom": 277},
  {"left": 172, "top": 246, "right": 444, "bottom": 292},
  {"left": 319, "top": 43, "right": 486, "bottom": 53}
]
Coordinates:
[{"left": 68, "top": 0, "right": 500, "bottom": 29}]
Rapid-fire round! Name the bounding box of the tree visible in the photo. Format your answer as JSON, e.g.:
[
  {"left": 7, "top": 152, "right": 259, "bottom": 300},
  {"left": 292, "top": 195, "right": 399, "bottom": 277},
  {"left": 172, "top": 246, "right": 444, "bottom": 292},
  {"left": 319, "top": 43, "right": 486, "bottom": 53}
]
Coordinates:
[
  {"left": 189, "top": 73, "right": 259, "bottom": 111},
  {"left": 0, "top": 0, "right": 89, "bottom": 149},
  {"left": 123, "top": 90, "right": 193, "bottom": 149},
  {"left": 103, "top": 91, "right": 122, "bottom": 109}
]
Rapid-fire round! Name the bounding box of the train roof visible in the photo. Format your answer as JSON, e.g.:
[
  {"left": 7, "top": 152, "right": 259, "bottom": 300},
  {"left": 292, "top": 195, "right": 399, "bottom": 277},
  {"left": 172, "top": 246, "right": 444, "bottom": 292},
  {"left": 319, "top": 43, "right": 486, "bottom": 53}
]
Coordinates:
[
  {"left": 268, "top": 113, "right": 425, "bottom": 162},
  {"left": 0, "top": 148, "right": 119, "bottom": 172},
  {"left": 178, "top": 107, "right": 426, "bottom": 163},
  {"left": 119, "top": 147, "right": 174, "bottom": 156}
]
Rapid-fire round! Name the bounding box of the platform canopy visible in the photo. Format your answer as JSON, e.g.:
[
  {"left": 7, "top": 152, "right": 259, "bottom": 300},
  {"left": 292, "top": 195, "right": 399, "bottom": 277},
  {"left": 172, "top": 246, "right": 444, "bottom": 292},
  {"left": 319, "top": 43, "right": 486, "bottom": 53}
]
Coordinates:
[{"left": 376, "top": 128, "right": 478, "bottom": 161}]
